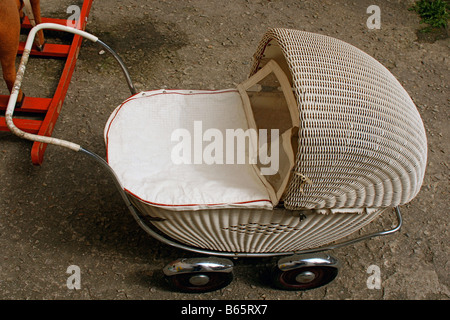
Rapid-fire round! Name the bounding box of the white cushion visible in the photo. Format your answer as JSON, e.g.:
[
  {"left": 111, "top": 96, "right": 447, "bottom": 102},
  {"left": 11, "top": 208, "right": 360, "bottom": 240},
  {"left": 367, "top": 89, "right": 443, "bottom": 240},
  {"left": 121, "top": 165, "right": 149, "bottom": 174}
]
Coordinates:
[{"left": 105, "top": 89, "right": 272, "bottom": 211}]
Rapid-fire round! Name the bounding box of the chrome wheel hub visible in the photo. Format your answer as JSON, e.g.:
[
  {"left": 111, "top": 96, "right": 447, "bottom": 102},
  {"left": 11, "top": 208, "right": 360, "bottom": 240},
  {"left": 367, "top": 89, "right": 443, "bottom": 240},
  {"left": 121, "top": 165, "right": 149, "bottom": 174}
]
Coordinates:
[
  {"left": 295, "top": 271, "right": 316, "bottom": 283},
  {"left": 189, "top": 274, "right": 211, "bottom": 286}
]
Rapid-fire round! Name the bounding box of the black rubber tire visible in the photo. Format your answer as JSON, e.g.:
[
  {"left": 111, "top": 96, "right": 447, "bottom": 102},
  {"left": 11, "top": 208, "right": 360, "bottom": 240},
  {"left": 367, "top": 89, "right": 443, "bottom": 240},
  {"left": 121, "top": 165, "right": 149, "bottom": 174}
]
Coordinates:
[{"left": 271, "top": 266, "right": 338, "bottom": 291}]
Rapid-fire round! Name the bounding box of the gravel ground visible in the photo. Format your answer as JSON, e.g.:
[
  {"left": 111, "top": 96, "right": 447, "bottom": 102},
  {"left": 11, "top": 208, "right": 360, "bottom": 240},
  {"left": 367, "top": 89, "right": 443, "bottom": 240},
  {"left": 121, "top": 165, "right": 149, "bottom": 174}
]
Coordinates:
[{"left": 0, "top": 0, "right": 448, "bottom": 301}]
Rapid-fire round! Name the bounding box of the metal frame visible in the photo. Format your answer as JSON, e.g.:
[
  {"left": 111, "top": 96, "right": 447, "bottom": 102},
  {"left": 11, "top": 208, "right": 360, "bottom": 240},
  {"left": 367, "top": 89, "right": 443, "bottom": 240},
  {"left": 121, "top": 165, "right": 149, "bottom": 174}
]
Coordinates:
[
  {"left": 163, "top": 257, "right": 234, "bottom": 277},
  {"left": 277, "top": 253, "right": 339, "bottom": 271},
  {"left": 79, "top": 147, "right": 403, "bottom": 258},
  {"left": 6, "top": 23, "right": 403, "bottom": 260}
]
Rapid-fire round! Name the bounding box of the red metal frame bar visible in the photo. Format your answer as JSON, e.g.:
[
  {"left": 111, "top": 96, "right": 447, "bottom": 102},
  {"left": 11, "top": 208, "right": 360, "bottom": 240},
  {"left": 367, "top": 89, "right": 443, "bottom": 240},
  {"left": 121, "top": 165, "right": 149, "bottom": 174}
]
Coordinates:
[{"left": 0, "top": 0, "right": 94, "bottom": 165}]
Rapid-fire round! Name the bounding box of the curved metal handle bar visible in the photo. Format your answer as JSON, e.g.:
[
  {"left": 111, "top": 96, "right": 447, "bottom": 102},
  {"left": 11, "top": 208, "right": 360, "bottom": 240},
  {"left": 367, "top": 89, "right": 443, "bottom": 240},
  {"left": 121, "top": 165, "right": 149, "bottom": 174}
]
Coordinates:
[
  {"left": 96, "top": 39, "right": 137, "bottom": 96},
  {"left": 6, "top": 23, "right": 136, "bottom": 151}
]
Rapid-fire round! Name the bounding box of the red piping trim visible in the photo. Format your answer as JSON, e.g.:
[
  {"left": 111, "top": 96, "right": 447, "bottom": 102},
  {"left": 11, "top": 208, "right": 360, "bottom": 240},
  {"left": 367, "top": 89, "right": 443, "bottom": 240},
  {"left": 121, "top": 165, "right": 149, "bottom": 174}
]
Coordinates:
[{"left": 124, "top": 188, "right": 272, "bottom": 208}]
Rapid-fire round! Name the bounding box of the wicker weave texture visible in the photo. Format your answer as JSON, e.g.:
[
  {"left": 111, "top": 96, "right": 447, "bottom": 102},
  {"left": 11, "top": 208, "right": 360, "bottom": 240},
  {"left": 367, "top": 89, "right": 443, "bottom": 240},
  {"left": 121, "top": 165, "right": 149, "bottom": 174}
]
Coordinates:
[
  {"left": 250, "top": 28, "right": 427, "bottom": 210},
  {"left": 133, "top": 201, "right": 386, "bottom": 253}
]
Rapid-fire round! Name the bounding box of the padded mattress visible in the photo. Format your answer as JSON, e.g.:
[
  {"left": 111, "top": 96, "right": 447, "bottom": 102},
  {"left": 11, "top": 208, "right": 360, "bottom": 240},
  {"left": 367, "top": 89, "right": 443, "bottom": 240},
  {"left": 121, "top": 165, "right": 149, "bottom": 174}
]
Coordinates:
[{"left": 105, "top": 89, "right": 273, "bottom": 211}]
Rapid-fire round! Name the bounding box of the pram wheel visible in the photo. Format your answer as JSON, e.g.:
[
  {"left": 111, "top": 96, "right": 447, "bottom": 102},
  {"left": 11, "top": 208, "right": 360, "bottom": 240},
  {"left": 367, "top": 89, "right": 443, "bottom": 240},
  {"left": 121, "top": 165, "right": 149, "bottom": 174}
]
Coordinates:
[
  {"left": 271, "top": 265, "right": 338, "bottom": 291},
  {"left": 270, "top": 253, "right": 339, "bottom": 291},
  {"left": 165, "top": 272, "right": 234, "bottom": 293},
  {"left": 163, "top": 257, "right": 234, "bottom": 293}
]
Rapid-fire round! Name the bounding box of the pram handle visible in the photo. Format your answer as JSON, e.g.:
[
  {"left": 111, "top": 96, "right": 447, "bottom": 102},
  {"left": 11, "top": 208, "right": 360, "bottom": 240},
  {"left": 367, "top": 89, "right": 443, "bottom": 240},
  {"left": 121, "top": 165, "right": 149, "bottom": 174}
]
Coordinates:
[{"left": 6, "top": 23, "right": 136, "bottom": 152}]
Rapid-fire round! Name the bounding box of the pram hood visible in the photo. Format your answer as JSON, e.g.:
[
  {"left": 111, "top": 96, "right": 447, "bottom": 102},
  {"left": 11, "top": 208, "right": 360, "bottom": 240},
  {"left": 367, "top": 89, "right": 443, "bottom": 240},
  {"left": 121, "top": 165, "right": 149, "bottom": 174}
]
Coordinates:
[
  {"left": 248, "top": 28, "right": 427, "bottom": 210},
  {"left": 105, "top": 28, "right": 427, "bottom": 212}
]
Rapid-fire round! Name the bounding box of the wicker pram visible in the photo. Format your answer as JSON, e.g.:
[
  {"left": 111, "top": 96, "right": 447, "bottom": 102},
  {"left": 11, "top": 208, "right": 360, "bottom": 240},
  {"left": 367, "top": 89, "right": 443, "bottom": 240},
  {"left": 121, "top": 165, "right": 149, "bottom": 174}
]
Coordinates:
[{"left": 7, "top": 26, "right": 427, "bottom": 292}]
